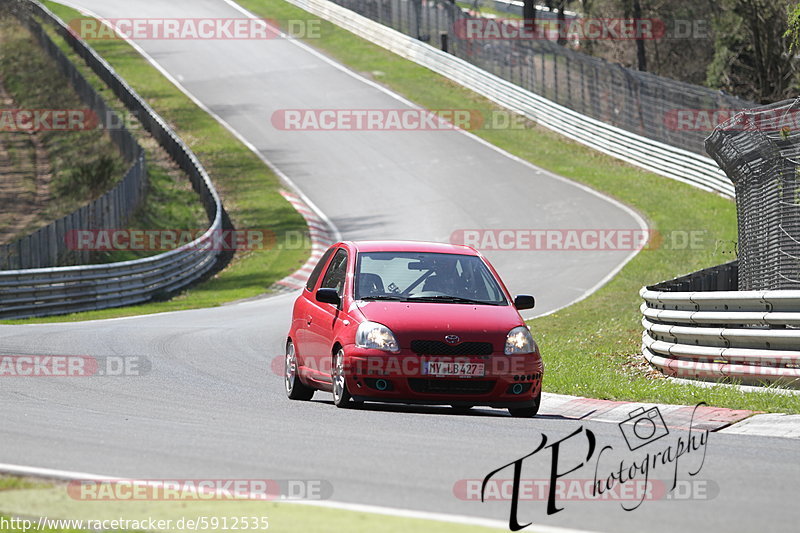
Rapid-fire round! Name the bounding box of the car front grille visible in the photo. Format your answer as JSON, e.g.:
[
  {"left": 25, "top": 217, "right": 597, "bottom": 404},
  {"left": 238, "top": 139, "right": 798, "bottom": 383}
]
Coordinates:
[
  {"left": 408, "top": 378, "right": 496, "bottom": 395},
  {"left": 410, "top": 340, "right": 493, "bottom": 356}
]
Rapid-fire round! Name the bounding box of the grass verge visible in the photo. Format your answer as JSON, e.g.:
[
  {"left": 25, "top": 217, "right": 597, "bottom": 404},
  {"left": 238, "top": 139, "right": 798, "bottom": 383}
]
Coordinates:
[
  {"left": 0, "top": 1, "right": 310, "bottom": 322},
  {"left": 235, "top": 0, "right": 800, "bottom": 413},
  {"left": 0, "top": 476, "right": 495, "bottom": 533},
  {"left": 0, "top": 14, "right": 127, "bottom": 243}
]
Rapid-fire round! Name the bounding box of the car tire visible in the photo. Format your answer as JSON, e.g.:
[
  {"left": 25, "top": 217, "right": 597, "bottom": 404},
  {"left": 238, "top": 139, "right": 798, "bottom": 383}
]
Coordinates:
[
  {"left": 508, "top": 393, "right": 541, "bottom": 418},
  {"left": 285, "top": 340, "right": 314, "bottom": 400},
  {"left": 332, "top": 348, "right": 353, "bottom": 408}
]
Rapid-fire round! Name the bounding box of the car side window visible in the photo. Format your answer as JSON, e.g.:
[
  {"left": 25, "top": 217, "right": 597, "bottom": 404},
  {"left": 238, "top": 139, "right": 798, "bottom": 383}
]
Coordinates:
[
  {"left": 305, "top": 247, "right": 336, "bottom": 292},
  {"left": 320, "top": 249, "right": 348, "bottom": 296}
]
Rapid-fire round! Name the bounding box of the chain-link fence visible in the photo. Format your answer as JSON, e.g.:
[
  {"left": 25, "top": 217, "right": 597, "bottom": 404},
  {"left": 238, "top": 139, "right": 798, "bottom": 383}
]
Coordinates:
[
  {"left": 332, "top": 0, "right": 752, "bottom": 155},
  {"left": 0, "top": 3, "right": 147, "bottom": 269},
  {"left": 706, "top": 99, "right": 800, "bottom": 291}
]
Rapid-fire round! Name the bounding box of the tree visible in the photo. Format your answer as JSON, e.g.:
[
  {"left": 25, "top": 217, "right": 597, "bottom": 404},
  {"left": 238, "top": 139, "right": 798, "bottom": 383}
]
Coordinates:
[
  {"left": 575, "top": 0, "right": 595, "bottom": 54},
  {"left": 707, "top": 0, "right": 797, "bottom": 103},
  {"left": 578, "top": 0, "right": 722, "bottom": 87},
  {"left": 552, "top": 0, "right": 570, "bottom": 46},
  {"left": 785, "top": 1, "right": 800, "bottom": 52},
  {"left": 626, "top": 0, "right": 646, "bottom": 71}
]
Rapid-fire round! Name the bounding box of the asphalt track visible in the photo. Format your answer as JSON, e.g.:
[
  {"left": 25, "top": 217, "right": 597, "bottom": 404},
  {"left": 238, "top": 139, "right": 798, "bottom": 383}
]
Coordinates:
[{"left": 0, "top": 1, "right": 797, "bottom": 532}]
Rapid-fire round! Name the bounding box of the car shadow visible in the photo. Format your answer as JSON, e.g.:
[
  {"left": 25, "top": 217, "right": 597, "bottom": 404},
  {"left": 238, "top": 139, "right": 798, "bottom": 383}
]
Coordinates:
[{"left": 311, "top": 399, "right": 514, "bottom": 418}]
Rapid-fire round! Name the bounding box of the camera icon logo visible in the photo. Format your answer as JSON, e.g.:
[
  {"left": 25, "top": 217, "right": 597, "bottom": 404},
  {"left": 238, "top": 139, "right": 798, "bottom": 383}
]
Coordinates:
[{"left": 618, "top": 406, "right": 669, "bottom": 451}]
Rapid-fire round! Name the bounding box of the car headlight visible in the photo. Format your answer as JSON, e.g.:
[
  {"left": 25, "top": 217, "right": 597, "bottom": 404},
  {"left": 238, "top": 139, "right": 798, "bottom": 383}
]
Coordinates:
[
  {"left": 356, "top": 321, "right": 400, "bottom": 352},
  {"left": 505, "top": 326, "right": 536, "bottom": 355}
]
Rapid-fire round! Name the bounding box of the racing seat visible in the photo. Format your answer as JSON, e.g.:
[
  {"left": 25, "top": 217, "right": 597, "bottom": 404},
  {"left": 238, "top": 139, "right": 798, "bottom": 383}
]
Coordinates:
[{"left": 358, "top": 273, "right": 385, "bottom": 296}]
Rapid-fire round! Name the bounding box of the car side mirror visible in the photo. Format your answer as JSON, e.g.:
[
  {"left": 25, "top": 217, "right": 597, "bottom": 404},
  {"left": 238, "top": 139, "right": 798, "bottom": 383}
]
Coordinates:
[
  {"left": 316, "top": 288, "right": 341, "bottom": 306},
  {"left": 514, "top": 295, "right": 535, "bottom": 310}
]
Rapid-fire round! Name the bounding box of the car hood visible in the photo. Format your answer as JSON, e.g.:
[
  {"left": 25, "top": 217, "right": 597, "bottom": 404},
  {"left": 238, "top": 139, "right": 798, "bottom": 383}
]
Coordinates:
[{"left": 352, "top": 300, "right": 524, "bottom": 351}]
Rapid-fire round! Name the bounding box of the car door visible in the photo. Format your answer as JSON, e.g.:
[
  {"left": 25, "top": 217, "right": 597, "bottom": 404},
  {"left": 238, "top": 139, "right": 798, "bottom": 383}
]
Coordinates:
[
  {"left": 305, "top": 247, "right": 349, "bottom": 383},
  {"left": 293, "top": 247, "right": 335, "bottom": 369}
]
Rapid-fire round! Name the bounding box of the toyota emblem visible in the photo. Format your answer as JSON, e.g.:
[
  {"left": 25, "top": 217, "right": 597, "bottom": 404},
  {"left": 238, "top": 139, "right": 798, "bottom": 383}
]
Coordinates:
[{"left": 445, "top": 335, "right": 460, "bottom": 344}]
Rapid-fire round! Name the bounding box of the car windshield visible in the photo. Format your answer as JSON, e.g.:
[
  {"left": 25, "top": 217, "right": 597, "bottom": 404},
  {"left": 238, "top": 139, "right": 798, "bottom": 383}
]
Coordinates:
[{"left": 355, "top": 251, "right": 508, "bottom": 305}]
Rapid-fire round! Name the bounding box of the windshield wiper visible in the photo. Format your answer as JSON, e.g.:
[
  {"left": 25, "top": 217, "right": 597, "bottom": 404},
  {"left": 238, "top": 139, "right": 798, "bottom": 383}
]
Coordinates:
[
  {"left": 359, "top": 295, "right": 409, "bottom": 301},
  {"left": 406, "top": 295, "right": 500, "bottom": 305}
]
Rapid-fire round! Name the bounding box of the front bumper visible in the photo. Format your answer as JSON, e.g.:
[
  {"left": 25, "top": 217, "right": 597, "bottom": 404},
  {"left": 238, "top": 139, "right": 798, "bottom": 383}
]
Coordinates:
[{"left": 343, "top": 345, "right": 543, "bottom": 407}]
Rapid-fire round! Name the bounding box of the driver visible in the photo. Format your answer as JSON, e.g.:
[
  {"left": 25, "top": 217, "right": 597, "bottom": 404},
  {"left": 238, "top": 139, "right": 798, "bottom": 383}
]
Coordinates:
[{"left": 423, "top": 257, "right": 466, "bottom": 296}]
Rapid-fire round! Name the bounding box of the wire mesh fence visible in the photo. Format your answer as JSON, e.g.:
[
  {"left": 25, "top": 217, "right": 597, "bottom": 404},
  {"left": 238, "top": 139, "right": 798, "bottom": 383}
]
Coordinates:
[
  {"left": 706, "top": 99, "right": 800, "bottom": 291},
  {"left": 332, "top": 0, "right": 752, "bottom": 155},
  {"left": 0, "top": 3, "right": 147, "bottom": 270}
]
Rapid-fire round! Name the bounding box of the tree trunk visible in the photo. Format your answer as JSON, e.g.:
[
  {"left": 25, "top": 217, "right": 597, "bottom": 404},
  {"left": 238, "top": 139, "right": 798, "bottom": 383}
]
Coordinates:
[
  {"left": 631, "top": 0, "right": 647, "bottom": 71},
  {"left": 523, "top": 0, "right": 538, "bottom": 35},
  {"left": 556, "top": 0, "right": 567, "bottom": 45}
]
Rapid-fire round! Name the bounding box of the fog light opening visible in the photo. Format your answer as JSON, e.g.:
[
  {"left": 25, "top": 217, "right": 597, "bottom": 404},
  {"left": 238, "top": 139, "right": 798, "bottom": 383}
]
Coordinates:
[
  {"left": 375, "top": 379, "right": 389, "bottom": 391},
  {"left": 511, "top": 383, "right": 524, "bottom": 395}
]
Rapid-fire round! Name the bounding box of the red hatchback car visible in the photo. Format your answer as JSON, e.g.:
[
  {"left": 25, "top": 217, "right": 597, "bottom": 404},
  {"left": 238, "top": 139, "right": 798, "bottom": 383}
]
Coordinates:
[{"left": 284, "top": 241, "right": 544, "bottom": 417}]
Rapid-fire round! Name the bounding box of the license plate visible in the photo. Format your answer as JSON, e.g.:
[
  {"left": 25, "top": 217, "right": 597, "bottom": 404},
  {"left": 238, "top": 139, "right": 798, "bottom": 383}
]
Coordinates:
[{"left": 423, "top": 361, "right": 485, "bottom": 377}]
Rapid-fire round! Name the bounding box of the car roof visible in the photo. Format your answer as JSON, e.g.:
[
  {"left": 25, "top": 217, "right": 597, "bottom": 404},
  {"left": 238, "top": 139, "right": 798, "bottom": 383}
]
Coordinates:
[{"left": 346, "top": 240, "right": 479, "bottom": 255}]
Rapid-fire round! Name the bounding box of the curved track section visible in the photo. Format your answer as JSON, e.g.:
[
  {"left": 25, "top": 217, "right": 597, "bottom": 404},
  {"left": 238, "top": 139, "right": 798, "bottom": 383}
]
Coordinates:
[
  {"left": 3, "top": 2, "right": 797, "bottom": 532},
  {"left": 60, "top": 0, "right": 645, "bottom": 317}
]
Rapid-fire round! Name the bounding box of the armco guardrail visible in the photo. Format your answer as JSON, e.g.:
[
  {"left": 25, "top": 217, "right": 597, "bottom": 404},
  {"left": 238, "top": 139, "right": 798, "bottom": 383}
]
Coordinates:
[
  {"left": 640, "top": 261, "right": 800, "bottom": 388},
  {"left": 0, "top": 1, "right": 228, "bottom": 319},
  {"left": 283, "top": 0, "right": 735, "bottom": 197},
  {"left": 466, "top": 0, "right": 579, "bottom": 20}
]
